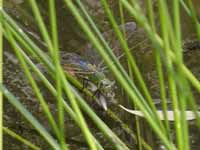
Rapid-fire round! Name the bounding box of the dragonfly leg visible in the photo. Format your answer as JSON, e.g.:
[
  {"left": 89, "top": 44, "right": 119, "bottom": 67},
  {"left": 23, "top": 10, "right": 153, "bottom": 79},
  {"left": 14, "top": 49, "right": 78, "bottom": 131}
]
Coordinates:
[
  {"left": 93, "top": 82, "right": 105, "bottom": 98},
  {"left": 81, "top": 78, "right": 89, "bottom": 91},
  {"left": 92, "top": 88, "right": 100, "bottom": 98},
  {"left": 92, "top": 88, "right": 108, "bottom": 110}
]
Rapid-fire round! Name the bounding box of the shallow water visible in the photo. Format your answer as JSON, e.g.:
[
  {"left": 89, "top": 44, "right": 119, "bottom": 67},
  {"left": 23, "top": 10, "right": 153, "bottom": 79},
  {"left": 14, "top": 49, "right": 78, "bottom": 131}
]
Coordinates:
[{"left": 3, "top": 0, "right": 200, "bottom": 150}]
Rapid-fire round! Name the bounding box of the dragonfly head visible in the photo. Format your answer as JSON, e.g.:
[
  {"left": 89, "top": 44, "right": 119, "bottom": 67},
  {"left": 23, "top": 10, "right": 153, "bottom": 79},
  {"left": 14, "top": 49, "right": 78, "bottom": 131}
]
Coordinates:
[{"left": 86, "top": 63, "right": 97, "bottom": 72}]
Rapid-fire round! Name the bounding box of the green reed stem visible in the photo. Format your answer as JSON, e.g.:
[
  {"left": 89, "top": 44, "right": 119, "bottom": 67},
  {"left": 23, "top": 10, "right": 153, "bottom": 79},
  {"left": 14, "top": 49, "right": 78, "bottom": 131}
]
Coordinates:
[
  {"left": 147, "top": 0, "right": 156, "bottom": 32},
  {"left": 119, "top": 1, "right": 125, "bottom": 35},
  {"left": 154, "top": 50, "right": 170, "bottom": 134},
  {"left": 173, "top": 1, "right": 189, "bottom": 150},
  {"left": 3, "top": 127, "right": 41, "bottom": 150},
  {"left": 158, "top": 1, "right": 184, "bottom": 149},
  {"left": 185, "top": 86, "right": 200, "bottom": 127},
  {"left": 0, "top": 0, "right": 2, "bottom": 150},
  {"left": 180, "top": 0, "right": 190, "bottom": 15},
  {"left": 27, "top": 0, "right": 54, "bottom": 55},
  {"left": 48, "top": 1, "right": 66, "bottom": 149},
  {"left": 0, "top": 11, "right": 53, "bottom": 70},
  {"left": 4, "top": 25, "right": 61, "bottom": 140},
  {"left": 147, "top": 0, "right": 170, "bottom": 138},
  {"left": 183, "top": 0, "right": 200, "bottom": 40},
  {"left": 119, "top": 2, "right": 143, "bottom": 150},
  {"left": 0, "top": 85, "right": 60, "bottom": 149},
  {"left": 60, "top": 71, "right": 97, "bottom": 150}
]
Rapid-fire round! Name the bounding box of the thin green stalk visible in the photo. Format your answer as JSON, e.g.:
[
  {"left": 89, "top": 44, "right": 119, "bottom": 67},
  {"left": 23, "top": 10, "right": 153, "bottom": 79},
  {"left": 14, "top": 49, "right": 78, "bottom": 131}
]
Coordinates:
[
  {"left": 27, "top": 0, "right": 54, "bottom": 55},
  {"left": 119, "top": 3, "right": 142, "bottom": 149},
  {"left": 119, "top": 3, "right": 143, "bottom": 149},
  {"left": 60, "top": 72, "right": 97, "bottom": 150},
  {"left": 128, "top": 62, "right": 143, "bottom": 150},
  {"left": 0, "top": 1, "right": 2, "bottom": 150},
  {"left": 147, "top": 0, "right": 170, "bottom": 137},
  {"left": 159, "top": 5, "right": 182, "bottom": 148},
  {"left": 0, "top": 11, "right": 53, "bottom": 71},
  {"left": 159, "top": 1, "right": 189, "bottom": 150},
  {"left": 155, "top": 50, "right": 170, "bottom": 134},
  {"left": 180, "top": 0, "right": 191, "bottom": 15},
  {"left": 119, "top": 1, "right": 125, "bottom": 35},
  {"left": 147, "top": 0, "right": 156, "bottom": 32},
  {"left": 184, "top": 0, "right": 200, "bottom": 40},
  {"left": 157, "top": 1, "right": 184, "bottom": 150},
  {"left": 173, "top": 0, "right": 182, "bottom": 61},
  {"left": 0, "top": 85, "right": 60, "bottom": 149},
  {"left": 48, "top": 0, "right": 66, "bottom": 149},
  {"left": 106, "top": 109, "right": 152, "bottom": 150},
  {"left": 185, "top": 86, "right": 200, "bottom": 127},
  {"left": 4, "top": 26, "right": 61, "bottom": 140},
  {"left": 177, "top": 80, "right": 189, "bottom": 150},
  {"left": 121, "top": 3, "right": 143, "bottom": 149},
  {"left": 3, "top": 127, "right": 41, "bottom": 150},
  {"left": 173, "top": 1, "right": 189, "bottom": 149}
]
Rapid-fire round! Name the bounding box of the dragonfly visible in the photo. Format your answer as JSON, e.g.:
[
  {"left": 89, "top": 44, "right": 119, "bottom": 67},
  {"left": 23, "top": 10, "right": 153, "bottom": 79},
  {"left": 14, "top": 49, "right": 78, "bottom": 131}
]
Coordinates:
[
  {"left": 62, "top": 22, "right": 138, "bottom": 110},
  {"left": 36, "top": 22, "right": 138, "bottom": 110},
  {"left": 60, "top": 52, "right": 115, "bottom": 110}
]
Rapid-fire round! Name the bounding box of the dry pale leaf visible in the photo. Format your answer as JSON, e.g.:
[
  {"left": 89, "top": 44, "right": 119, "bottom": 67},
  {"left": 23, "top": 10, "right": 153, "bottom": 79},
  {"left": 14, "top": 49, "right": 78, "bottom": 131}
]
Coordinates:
[{"left": 119, "top": 105, "right": 200, "bottom": 121}]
